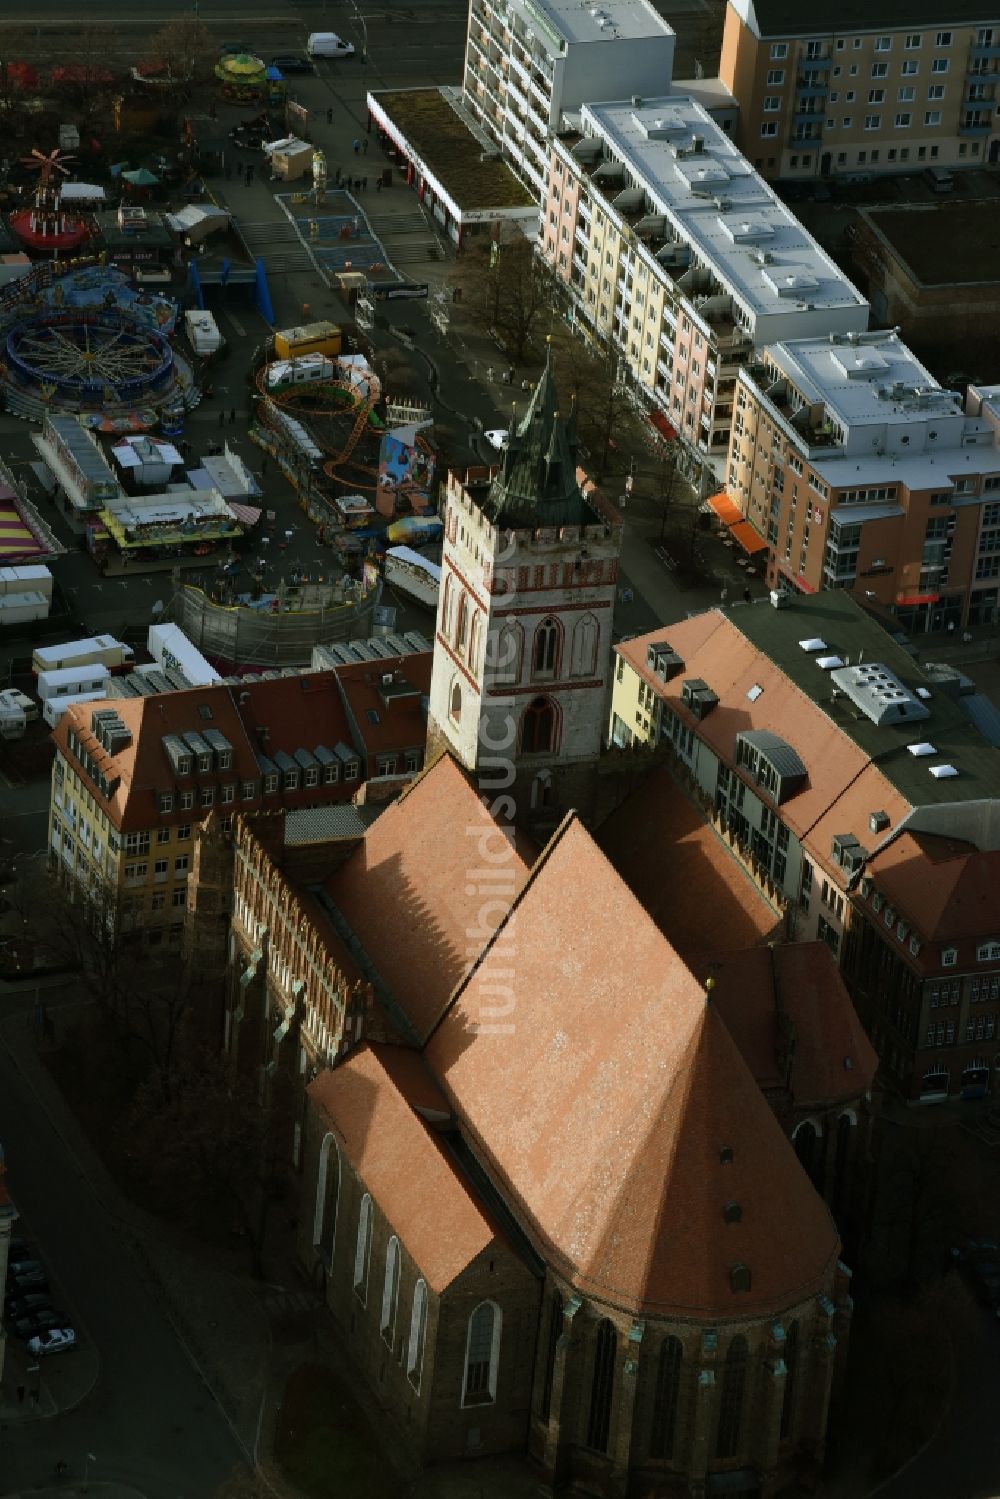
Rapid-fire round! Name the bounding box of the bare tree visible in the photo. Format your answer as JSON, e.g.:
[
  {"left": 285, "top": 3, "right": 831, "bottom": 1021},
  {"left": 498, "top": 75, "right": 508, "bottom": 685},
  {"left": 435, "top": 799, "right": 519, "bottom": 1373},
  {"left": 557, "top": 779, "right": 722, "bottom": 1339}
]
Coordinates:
[
  {"left": 127, "top": 1048, "right": 293, "bottom": 1278},
  {"left": 449, "top": 229, "right": 556, "bottom": 362},
  {"left": 148, "top": 14, "right": 218, "bottom": 99},
  {"left": 547, "top": 324, "right": 644, "bottom": 477},
  {"left": 871, "top": 1124, "right": 993, "bottom": 1291},
  {"left": 25, "top": 868, "right": 192, "bottom": 1076}
]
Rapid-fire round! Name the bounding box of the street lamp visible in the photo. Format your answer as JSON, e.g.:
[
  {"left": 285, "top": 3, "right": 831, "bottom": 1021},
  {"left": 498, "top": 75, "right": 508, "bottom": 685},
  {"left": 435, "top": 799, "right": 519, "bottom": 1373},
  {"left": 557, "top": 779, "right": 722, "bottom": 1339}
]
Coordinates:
[{"left": 83, "top": 1453, "right": 96, "bottom": 1492}]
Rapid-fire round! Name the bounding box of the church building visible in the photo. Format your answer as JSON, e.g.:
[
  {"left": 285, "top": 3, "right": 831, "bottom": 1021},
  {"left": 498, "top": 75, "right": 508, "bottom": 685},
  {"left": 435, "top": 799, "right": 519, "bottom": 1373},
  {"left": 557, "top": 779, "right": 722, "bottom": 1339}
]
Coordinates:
[{"left": 426, "top": 346, "right": 624, "bottom": 830}]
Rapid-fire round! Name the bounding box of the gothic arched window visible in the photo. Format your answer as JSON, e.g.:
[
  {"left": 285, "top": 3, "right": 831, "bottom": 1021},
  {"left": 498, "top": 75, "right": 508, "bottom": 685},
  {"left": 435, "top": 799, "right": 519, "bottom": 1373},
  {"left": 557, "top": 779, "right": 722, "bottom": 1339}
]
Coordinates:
[
  {"left": 531, "top": 769, "right": 554, "bottom": 810},
  {"left": 406, "top": 1279, "right": 428, "bottom": 1391},
  {"left": 570, "top": 612, "right": 598, "bottom": 677},
  {"left": 715, "top": 1335, "right": 748, "bottom": 1459},
  {"left": 313, "top": 1132, "right": 341, "bottom": 1269},
  {"left": 533, "top": 616, "right": 560, "bottom": 680},
  {"left": 793, "top": 1119, "right": 823, "bottom": 1192},
  {"left": 380, "top": 1235, "right": 401, "bottom": 1345},
  {"left": 492, "top": 621, "right": 523, "bottom": 685},
  {"left": 441, "top": 573, "right": 455, "bottom": 638},
  {"left": 587, "top": 1318, "right": 617, "bottom": 1453},
  {"left": 468, "top": 611, "right": 483, "bottom": 674},
  {"left": 456, "top": 593, "right": 469, "bottom": 653},
  {"left": 449, "top": 679, "right": 462, "bottom": 724},
  {"left": 650, "top": 1335, "right": 683, "bottom": 1460},
  {"left": 353, "top": 1192, "right": 373, "bottom": 1304},
  {"left": 463, "top": 1301, "right": 501, "bottom": 1406},
  {"left": 522, "top": 697, "right": 555, "bottom": 755},
  {"left": 832, "top": 1112, "right": 855, "bottom": 1217}
]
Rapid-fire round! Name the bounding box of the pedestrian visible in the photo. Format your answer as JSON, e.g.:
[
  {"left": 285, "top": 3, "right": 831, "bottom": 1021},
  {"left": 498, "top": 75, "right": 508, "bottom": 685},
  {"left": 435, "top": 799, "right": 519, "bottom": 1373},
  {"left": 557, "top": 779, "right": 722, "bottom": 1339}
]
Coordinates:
[
  {"left": 230, "top": 408, "right": 237, "bottom": 424},
  {"left": 361, "top": 176, "right": 367, "bottom": 191},
  {"left": 261, "top": 455, "right": 267, "bottom": 475},
  {"left": 326, "top": 107, "right": 333, "bottom": 125},
  {"left": 353, "top": 138, "right": 361, "bottom": 155},
  {"left": 247, "top": 164, "right": 255, "bottom": 185},
  {"left": 218, "top": 409, "right": 225, "bottom": 428},
  {"left": 16, "top": 1385, "right": 25, "bottom": 1405},
  {"left": 363, "top": 137, "right": 369, "bottom": 155},
  {"left": 334, "top": 166, "right": 342, "bottom": 186},
  {"left": 375, "top": 178, "right": 382, "bottom": 193}
]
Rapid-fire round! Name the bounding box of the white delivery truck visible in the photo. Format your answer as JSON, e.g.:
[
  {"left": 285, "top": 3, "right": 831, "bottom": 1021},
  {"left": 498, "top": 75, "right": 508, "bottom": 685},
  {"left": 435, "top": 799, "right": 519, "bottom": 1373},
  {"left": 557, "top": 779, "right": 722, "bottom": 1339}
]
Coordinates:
[
  {"left": 306, "top": 31, "right": 355, "bottom": 57},
  {"left": 32, "top": 635, "right": 134, "bottom": 677}
]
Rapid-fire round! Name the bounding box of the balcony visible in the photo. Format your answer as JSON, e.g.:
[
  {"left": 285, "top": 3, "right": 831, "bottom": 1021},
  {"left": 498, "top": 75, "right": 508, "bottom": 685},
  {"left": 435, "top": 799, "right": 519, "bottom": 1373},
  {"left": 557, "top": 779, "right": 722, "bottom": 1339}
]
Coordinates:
[
  {"left": 799, "top": 57, "right": 832, "bottom": 74},
  {"left": 967, "top": 62, "right": 1000, "bottom": 78},
  {"left": 793, "top": 110, "right": 825, "bottom": 127},
  {"left": 960, "top": 120, "right": 993, "bottom": 135},
  {"left": 970, "top": 42, "right": 1000, "bottom": 59},
  {"left": 795, "top": 81, "right": 829, "bottom": 98}
]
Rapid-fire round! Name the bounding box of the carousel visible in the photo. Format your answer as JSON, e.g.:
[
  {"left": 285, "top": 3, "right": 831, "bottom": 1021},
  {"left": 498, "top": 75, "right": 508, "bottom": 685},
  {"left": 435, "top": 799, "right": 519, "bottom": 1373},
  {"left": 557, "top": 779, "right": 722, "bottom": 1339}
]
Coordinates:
[
  {"left": 8, "top": 147, "right": 93, "bottom": 257},
  {"left": 214, "top": 52, "right": 268, "bottom": 102}
]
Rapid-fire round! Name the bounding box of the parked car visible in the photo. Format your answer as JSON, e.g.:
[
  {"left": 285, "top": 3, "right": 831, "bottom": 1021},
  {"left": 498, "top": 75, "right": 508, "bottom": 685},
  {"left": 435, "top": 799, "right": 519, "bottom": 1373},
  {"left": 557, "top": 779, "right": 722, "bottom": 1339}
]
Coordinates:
[
  {"left": 270, "top": 54, "right": 314, "bottom": 73},
  {"left": 484, "top": 429, "right": 509, "bottom": 450},
  {"left": 27, "top": 1327, "right": 76, "bottom": 1357},
  {"left": 7, "top": 1268, "right": 48, "bottom": 1294},
  {"left": 5, "top": 1290, "right": 51, "bottom": 1319},
  {"left": 14, "top": 1308, "right": 66, "bottom": 1340},
  {"left": 6, "top": 1257, "right": 44, "bottom": 1281}
]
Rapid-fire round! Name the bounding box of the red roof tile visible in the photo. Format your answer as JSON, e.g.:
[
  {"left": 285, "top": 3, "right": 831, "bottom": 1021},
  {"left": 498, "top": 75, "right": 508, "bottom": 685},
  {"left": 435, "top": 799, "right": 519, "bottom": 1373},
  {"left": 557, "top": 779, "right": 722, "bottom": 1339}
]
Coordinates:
[
  {"left": 597, "top": 766, "right": 783, "bottom": 970},
  {"left": 710, "top": 945, "right": 878, "bottom": 1106},
  {"left": 335, "top": 655, "right": 432, "bottom": 758},
  {"left": 866, "top": 832, "right": 1000, "bottom": 943},
  {"left": 325, "top": 754, "right": 531, "bottom": 1043},
  {"left": 426, "top": 818, "right": 839, "bottom": 1319},
  {"left": 309, "top": 1044, "right": 503, "bottom": 1292}
]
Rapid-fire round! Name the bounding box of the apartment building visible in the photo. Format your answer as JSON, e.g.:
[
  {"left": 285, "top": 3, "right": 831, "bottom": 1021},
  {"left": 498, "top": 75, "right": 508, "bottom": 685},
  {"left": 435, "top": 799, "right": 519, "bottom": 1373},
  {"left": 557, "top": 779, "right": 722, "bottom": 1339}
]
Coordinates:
[
  {"left": 48, "top": 658, "right": 432, "bottom": 944},
  {"left": 843, "top": 832, "right": 1000, "bottom": 1104},
  {"left": 462, "top": 0, "right": 676, "bottom": 202},
  {"left": 726, "top": 330, "right": 1000, "bottom": 628},
  {"left": 720, "top": 0, "right": 1000, "bottom": 180},
  {"left": 541, "top": 95, "right": 868, "bottom": 461},
  {"left": 609, "top": 592, "right": 1000, "bottom": 991}
]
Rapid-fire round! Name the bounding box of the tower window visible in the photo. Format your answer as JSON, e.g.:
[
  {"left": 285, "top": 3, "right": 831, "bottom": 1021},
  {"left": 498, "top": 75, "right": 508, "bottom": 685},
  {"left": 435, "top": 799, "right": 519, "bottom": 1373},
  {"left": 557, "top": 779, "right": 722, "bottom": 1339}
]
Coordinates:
[
  {"left": 533, "top": 616, "right": 560, "bottom": 679},
  {"left": 449, "top": 680, "right": 462, "bottom": 724},
  {"left": 522, "top": 697, "right": 555, "bottom": 755}
]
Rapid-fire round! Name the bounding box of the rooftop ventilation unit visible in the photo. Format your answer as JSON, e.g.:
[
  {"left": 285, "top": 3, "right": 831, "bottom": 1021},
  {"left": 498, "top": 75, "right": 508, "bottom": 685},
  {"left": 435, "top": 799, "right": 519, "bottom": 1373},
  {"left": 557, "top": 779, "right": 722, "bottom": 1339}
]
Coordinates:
[
  {"left": 681, "top": 677, "right": 719, "bottom": 719},
  {"left": 646, "top": 641, "right": 685, "bottom": 681},
  {"left": 929, "top": 763, "right": 959, "bottom": 779},
  {"left": 799, "top": 638, "right": 827, "bottom": 653},
  {"left": 828, "top": 662, "right": 931, "bottom": 727},
  {"left": 816, "top": 655, "right": 844, "bottom": 671},
  {"left": 907, "top": 741, "right": 937, "bottom": 757}
]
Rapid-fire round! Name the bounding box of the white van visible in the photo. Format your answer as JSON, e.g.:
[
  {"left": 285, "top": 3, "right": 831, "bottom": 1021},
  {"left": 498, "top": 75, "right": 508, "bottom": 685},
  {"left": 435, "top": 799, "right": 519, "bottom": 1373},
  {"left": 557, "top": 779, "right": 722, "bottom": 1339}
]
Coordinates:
[{"left": 306, "top": 32, "right": 355, "bottom": 58}]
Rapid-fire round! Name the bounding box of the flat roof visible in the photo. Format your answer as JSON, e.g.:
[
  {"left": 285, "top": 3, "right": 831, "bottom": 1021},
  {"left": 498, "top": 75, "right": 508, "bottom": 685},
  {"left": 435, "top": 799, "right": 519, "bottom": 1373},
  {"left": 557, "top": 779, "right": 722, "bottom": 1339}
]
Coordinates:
[
  {"left": 510, "top": 0, "right": 673, "bottom": 45},
  {"left": 864, "top": 203, "right": 1000, "bottom": 289},
  {"left": 765, "top": 333, "right": 956, "bottom": 427},
  {"left": 743, "top": 0, "right": 1000, "bottom": 37},
  {"left": 731, "top": 592, "right": 1000, "bottom": 807},
  {"left": 370, "top": 89, "right": 534, "bottom": 211},
  {"left": 579, "top": 96, "right": 867, "bottom": 325}
]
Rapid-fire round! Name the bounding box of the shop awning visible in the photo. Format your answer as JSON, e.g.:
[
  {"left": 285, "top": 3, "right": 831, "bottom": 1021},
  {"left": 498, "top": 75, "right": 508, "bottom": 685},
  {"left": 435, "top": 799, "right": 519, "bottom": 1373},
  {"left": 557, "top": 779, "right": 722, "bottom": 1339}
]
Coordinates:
[
  {"left": 896, "top": 591, "right": 940, "bottom": 607},
  {"left": 729, "top": 519, "right": 768, "bottom": 555},
  {"left": 227, "top": 502, "right": 262, "bottom": 526},
  {"left": 708, "top": 491, "right": 742, "bottom": 526}
]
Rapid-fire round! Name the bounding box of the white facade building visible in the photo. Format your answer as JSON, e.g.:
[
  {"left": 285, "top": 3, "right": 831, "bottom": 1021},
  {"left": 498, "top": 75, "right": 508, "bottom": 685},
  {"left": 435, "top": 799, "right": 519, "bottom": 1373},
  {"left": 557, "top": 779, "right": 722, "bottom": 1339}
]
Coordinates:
[
  {"left": 427, "top": 353, "right": 622, "bottom": 826},
  {"left": 463, "top": 0, "right": 676, "bottom": 201},
  {"left": 541, "top": 94, "right": 869, "bottom": 460}
]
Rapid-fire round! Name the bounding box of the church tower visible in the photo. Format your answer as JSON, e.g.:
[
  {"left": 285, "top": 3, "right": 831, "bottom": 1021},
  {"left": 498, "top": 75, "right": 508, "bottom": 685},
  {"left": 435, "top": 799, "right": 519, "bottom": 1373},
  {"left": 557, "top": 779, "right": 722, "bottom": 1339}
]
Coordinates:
[{"left": 427, "top": 347, "right": 623, "bottom": 831}]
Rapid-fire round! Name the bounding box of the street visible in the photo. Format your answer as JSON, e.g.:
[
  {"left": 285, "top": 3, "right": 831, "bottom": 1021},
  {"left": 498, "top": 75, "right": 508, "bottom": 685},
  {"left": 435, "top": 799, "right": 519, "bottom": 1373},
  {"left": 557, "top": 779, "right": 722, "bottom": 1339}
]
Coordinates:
[{"left": 0, "top": 1001, "right": 247, "bottom": 1496}]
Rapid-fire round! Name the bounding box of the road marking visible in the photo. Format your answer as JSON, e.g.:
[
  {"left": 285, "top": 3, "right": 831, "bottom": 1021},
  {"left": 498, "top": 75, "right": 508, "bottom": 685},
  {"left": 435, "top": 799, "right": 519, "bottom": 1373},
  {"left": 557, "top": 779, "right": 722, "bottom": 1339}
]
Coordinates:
[{"left": 222, "top": 309, "right": 247, "bottom": 338}]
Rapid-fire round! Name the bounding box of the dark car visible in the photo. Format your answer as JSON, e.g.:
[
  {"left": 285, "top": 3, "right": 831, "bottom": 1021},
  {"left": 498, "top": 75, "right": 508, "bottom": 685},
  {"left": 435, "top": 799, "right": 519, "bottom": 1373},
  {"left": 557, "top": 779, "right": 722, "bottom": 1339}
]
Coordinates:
[
  {"left": 7, "top": 1267, "right": 48, "bottom": 1294},
  {"left": 270, "top": 54, "right": 314, "bottom": 73},
  {"left": 14, "top": 1308, "right": 66, "bottom": 1340},
  {"left": 6, "top": 1257, "right": 44, "bottom": 1281},
  {"left": 5, "top": 1290, "right": 51, "bottom": 1320}
]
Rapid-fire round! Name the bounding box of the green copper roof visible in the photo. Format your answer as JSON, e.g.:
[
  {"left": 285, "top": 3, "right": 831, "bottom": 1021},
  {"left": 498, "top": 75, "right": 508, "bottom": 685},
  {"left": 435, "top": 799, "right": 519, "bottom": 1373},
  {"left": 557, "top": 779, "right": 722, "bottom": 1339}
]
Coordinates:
[{"left": 481, "top": 345, "right": 595, "bottom": 529}]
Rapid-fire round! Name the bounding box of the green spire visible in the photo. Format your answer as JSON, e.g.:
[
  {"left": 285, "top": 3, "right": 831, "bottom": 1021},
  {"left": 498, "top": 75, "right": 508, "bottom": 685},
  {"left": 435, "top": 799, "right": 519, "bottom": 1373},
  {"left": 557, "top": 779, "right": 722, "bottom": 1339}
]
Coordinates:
[{"left": 482, "top": 340, "right": 591, "bottom": 529}]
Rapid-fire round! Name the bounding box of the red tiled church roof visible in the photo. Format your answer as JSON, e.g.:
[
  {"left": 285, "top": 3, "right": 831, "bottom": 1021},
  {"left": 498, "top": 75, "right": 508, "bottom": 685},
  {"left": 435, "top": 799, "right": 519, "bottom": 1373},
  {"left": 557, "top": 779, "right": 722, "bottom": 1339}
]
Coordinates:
[{"left": 426, "top": 817, "right": 839, "bottom": 1319}]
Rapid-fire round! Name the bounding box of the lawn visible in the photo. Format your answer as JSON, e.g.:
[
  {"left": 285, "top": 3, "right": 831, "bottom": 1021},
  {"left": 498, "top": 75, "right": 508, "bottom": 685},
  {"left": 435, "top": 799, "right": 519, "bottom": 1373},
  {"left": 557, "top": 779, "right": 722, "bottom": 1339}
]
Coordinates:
[{"left": 274, "top": 1363, "right": 400, "bottom": 1499}]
